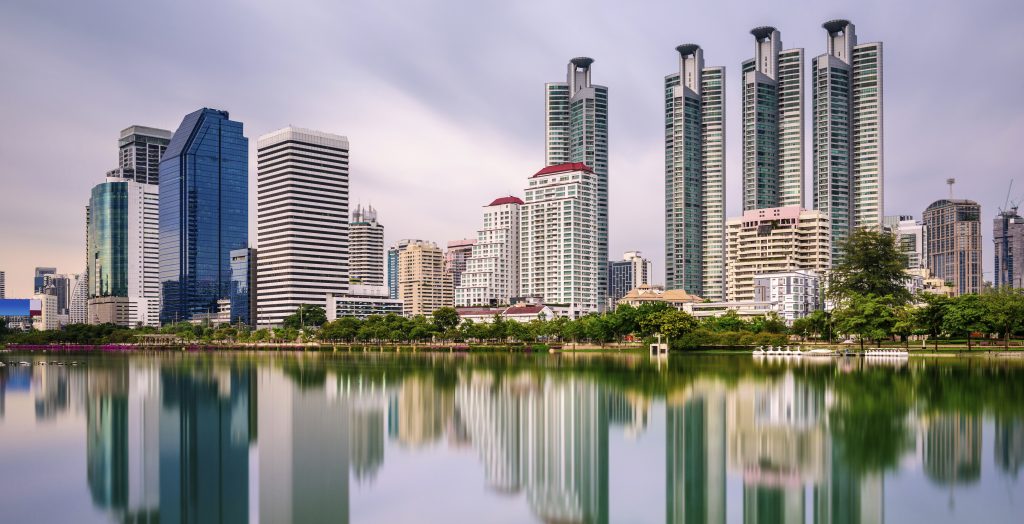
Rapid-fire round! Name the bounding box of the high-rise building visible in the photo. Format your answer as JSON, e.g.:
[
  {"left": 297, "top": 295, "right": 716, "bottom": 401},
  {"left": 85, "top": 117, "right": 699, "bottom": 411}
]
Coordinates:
[
  {"left": 38, "top": 273, "right": 71, "bottom": 317},
  {"left": 812, "top": 20, "right": 884, "bottom": 259},
  {"left": 0, "top": 270, "right": 5, "bottom": 299},
  {"left": 32, "top": 292, "right": 58, "bottom": 331},
  {"left": 742, "top": 27, "right": 804, "bottom": 211},
  {"left": 397, "top": 240, "right": 452, "bottom": 317},
  {"left": 607, "top": 251, "right": 653, "bottom": 306},
  {"left": 546, "top": 58, "right": 609, "bottom": 309},
  {"left": 665, "top": 44, "right": 726, "bottom": 299},
  {"left": 456, "top": 196, "right": 522, "bottom": 307},
  {"left": 230, "top": 248, "right": 257, "bottom": 326},
  {"left": 87, "top": 179, "right": 160, "bottom": 327},
  {"left": 388, "top": 239, "right": 413, "bottom": 300},
  {"left": 105, "top": 126, "right": 173, "bottom": 185},
  {"left": 445, "top": 239, "right": 476, "bottom": 290},
  {"left": 884, "top": 215, "right": 926, "bottom": 270},
  {"left": 350, "top": 205, "right": 385, "bottom": 286},
  {"left": 255, "top": 127, "right": 349, "bottom": 327},
  {"left": 994, "top": 207, "right": 1024, "bottom": 289},
  {"left": 520, "top": 163, "right": 599, "bottom": 315},
  {"left": 33, "top": 267, "right": 56, "bottom": 294},
  {"left": 159, "top": 108, "right": 248, "bottom": 324},
  {"left": 69, "top": 271, "right": 87, "bottom": 324},
  {"left": 726, "top": 206, "right": 831, "bottom": 302},
  {"left": 923, "top": 199, "right": 982, "bottom": 295}
]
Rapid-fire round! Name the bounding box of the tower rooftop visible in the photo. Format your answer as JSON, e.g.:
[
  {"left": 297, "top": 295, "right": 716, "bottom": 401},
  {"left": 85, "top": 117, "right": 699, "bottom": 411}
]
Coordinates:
[{"left": 750, "top": 26, "right": 777, "bottom": 40}]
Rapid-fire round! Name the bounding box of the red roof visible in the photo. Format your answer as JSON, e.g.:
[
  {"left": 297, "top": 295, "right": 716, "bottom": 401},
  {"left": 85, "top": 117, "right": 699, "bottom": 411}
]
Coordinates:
[
  {"left": 531, "top": 162, "right": 593, "bottom": 178},
  {"left": 488, "top": 195, "right": 524, "bottom": 206}
]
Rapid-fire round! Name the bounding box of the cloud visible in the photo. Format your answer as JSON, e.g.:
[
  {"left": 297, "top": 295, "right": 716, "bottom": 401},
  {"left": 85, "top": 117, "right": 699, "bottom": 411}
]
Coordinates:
[{"left": 0, "top": 0, "right": 1021, "bottom": 296}]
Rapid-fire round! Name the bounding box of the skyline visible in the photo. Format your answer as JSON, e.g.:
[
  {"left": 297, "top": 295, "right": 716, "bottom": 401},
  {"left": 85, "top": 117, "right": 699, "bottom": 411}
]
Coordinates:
[{"left": 2, "top": 0, "right": 1022, "bottom": 297}]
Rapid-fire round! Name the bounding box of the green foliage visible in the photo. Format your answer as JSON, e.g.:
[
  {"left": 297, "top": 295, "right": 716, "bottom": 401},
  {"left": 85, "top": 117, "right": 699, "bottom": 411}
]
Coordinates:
[
  {"left": 432, "top": 307, "right": 460, "bottom": 332},
  {"left": 833, "top": 294, "right": 899, "bottom": 348},
  {"left": 982, "top": 287, "right": 1024, "bottom": 347},
  {"left": 283, "top": 304, "right": 327, "bottom": 329},
  {"left": 942, "top": 293, "right": 989, "bottom": 350},
  {"left": 828, "top": 228, "right": 912, "bottom": 305}
]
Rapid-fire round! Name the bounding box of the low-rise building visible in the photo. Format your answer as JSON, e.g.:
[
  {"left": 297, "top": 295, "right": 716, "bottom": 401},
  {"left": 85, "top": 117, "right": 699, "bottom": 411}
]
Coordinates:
[
  {"left": 456, "top": 303, "right": 555, "bottom": 324},
  {"left": 326, "top": 286, "right": 403, "bottom": 320},
  {"left": 753, "top": 270, "right": 821, "bottom": 322},
  {"left": 616, "top": 284, "right": 702, "bottom": 309}
]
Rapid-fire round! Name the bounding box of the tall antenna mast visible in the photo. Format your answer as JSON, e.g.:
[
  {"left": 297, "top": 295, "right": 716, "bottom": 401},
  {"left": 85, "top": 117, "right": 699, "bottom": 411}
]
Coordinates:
[{"left": 946, "top": 178, "right": 956, "bottom": 199}]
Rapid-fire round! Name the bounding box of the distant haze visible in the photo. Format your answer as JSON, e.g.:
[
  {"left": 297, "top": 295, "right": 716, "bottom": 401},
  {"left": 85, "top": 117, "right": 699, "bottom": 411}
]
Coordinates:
[{"left": 1, "top": 0, "right": 1020, "bottom": 297}]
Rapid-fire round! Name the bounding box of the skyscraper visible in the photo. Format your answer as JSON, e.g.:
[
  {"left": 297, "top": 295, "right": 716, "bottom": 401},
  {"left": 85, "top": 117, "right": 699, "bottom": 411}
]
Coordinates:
[
  {"left": 106, "top": 126, "right": 173, "bottom": 185},
  {"left": 350, "top": 205, "right": 385, "bottom": 286},
  {"left": 256, "top": 127, "right": 349, "bottom": 327},
  {"left": 994, "top": 207, "right": 1024, "bottom": 289},
  {"left": 456, "top": 196, "right": 522, "bottom": 307},
  {"left": 742, "top": 27, "right": 804, "bottom": 211},
  {"left": 87, "top": 179, "right": 160, "bottom": 326},
  {"left": 812, "top": 20, "right": 884, "bottom": 259},
  {"left": 69, "top": 271, "right": 87, "bottom": 324},
  {"left": 520, "top": 163, "right": 599, "bottom": 315},
  {"left": 159, "top": 108, "right": 248, "bottom": 324},
  {"left": 387, "top": 239, "right": 413, "bottom": 300},
  {"left": 0, "top": 270, "right": 5, "bottom": 299},
  {"left": 546, "top": 58, "right": 609, "bottom": 309},
  {"left": 923, "top": 199, "right": 982, "bottom": 295},
  {"left": 665, "top": 44, "right": 726, "bottom": 298}
]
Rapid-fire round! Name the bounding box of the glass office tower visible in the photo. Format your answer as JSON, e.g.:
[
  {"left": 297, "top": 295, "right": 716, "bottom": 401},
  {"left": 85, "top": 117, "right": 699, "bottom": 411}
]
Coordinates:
[{"left": 159, "top": 108, "right": 248, "bottom": 324}]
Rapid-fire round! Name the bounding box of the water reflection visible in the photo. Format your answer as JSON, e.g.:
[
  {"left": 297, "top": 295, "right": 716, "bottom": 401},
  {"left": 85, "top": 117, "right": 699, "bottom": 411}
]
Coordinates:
[{"left": 0, "top": 354, "right": 1022, "bottom": 523}]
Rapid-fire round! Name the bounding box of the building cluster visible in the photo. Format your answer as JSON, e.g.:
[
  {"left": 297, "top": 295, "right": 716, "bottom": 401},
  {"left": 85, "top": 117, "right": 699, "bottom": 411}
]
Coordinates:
[{"left": 0, "top": 18, "right": 1014, "bottom": 332}]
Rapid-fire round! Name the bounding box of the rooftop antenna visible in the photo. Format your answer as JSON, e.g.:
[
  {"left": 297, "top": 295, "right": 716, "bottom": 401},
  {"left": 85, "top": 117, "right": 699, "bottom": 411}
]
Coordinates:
[{"left": 946, "top": 178, "right": 956, "bottom": 199}]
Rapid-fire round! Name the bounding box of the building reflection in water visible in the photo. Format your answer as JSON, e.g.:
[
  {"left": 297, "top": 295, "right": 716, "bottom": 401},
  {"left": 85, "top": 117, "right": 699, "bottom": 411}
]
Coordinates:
[
  {"left": 994, "top": 416, "right": 1024, "bottom": 478},
  {"left": 52, "top": 356, "right": 1024, "bottom": 524},
  {"left": 456, "top": 372, "right": 609, "bottom": 524},
  {"left": 666, "top": 380, "right": 727, "bottom": 524},
  {"left": 922, "top": 412, "right": 982, "bottom": 486}
]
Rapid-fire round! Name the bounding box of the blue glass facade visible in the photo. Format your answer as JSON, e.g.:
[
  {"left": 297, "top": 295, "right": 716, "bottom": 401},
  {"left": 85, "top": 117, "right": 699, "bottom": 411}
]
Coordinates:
[
  {"left": 159, "top": 108, "right": 248, "bottom": 324},
  {"left": 229, "top": 248, "right": 256, "bottom": 326},
  {"left": 87, "top": 182, "right": 129, "bottom": 298}
]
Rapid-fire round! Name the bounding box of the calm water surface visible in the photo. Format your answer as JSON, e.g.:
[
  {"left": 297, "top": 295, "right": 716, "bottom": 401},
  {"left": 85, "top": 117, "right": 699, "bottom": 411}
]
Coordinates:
[{"left": 0, "top": 352, "right": 1021, "bottom": 524}]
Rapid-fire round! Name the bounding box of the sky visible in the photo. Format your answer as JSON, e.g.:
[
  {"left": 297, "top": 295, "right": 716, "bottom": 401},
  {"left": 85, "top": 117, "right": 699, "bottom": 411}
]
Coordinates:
[{"left": 1, "top": 0, "right": 1022, "bottom": 298}]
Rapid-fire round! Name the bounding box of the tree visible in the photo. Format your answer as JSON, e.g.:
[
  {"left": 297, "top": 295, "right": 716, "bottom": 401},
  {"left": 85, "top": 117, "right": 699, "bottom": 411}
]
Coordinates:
[
  {"left": 750, "top": 312, "right": 787, "bottom": 334},
  {"left": 915, "top": 293, "right": 950, "bottom": 350},
  {"left": 655, "top": 310, "right": 699, "bottom": 343},
  {"left": 983, "top": 287, "right": 1024, "bottom": 348},
  {"left": 283, "top": 304, "right": 327, "bottom": 329},
  {"left": 833, "top": 294, "right": 898, "bottom": 351},
  {"left": 320, "top": 316, "right": 361, "bottom": 342},
  {"left": 432, "top": 307, "right": 460, "bottom": 333},
  {"left": 828, "top": 228, "right": 911, "bottom": 305},
  {"left": 891, "top": 305, "right": 916, "bottom": 348},
  {"left": 942, "top": 294, "right": 989, "bottom": 351}
]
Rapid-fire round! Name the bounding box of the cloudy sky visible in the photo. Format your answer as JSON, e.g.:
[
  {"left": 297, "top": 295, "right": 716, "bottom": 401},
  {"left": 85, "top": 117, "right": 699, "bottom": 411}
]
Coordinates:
[{"left": 1, "top": 0, "right": 1021, "bottom": 297}]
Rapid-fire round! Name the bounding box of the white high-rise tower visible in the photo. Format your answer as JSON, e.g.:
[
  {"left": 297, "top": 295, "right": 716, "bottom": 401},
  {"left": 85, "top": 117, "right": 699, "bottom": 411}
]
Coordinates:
[
  {"left": 545, "top": 58, "right": 609, "bottom": 309},
  {"left": 256, "top": 127, "right": 350, "bottom": 326}
]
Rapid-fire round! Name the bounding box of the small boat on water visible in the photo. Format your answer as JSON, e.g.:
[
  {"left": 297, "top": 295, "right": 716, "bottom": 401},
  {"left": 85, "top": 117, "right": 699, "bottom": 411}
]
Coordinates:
[
  {"left": 753, "top": 345, "right": 804, "bottom": 357},
  {"left": 864, "top": 348, "right": 909, "bottom": 358}
]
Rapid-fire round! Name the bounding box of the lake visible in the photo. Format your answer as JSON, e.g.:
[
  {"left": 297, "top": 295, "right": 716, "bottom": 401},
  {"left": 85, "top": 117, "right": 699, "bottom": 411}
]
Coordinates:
[{"left": 0, "top": 351, "right": 1021, "bottom": 523}]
